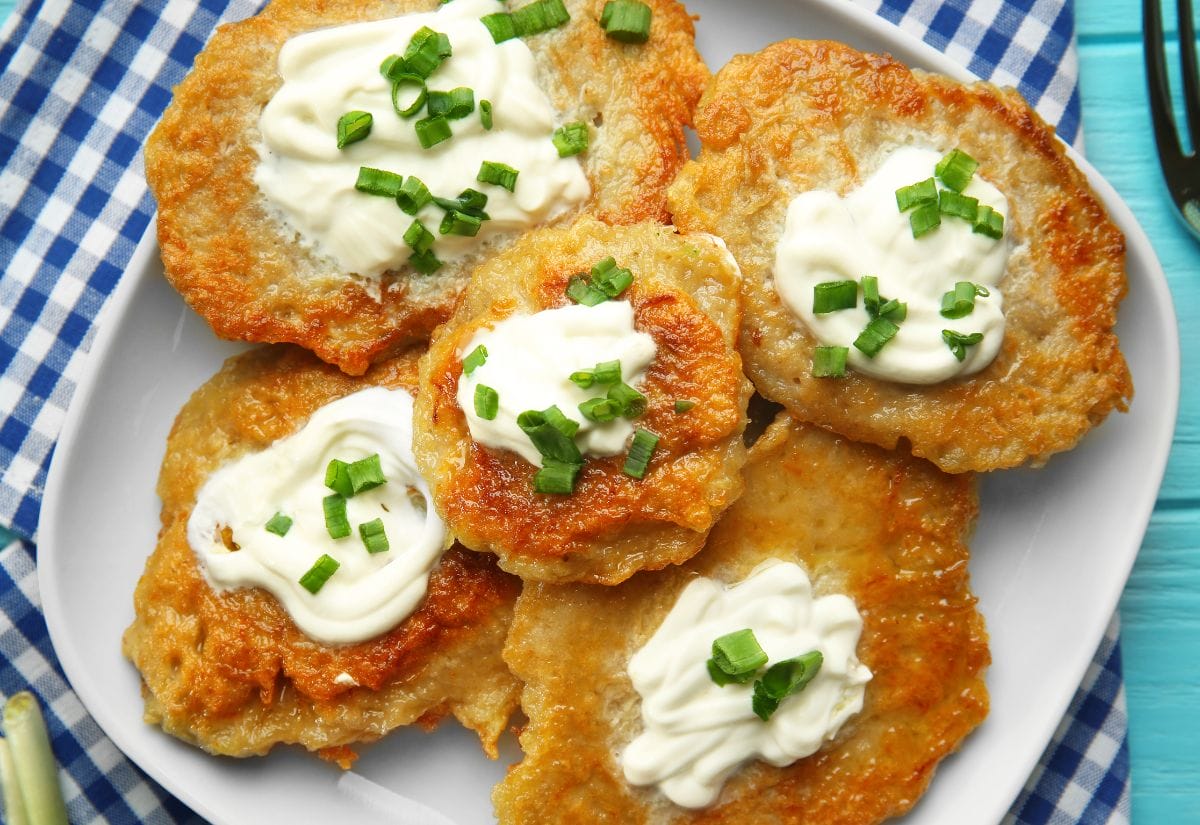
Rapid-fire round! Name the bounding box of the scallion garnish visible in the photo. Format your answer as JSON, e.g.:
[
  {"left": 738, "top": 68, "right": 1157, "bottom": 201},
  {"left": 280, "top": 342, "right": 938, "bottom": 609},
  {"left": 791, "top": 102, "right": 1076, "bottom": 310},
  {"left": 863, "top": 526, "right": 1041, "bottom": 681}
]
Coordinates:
[
  {"left": 265, "top": 512, "right": 293, "bottom": 537},
  {"left": 570, "top": 359, "right": 622, "bottom": 388},
  {"left": 404, "top": 26, "right": 451, "bottom": 78},
  {"left": 940, "top": 281, "right": 982, "bottom": 319},
  {"left": 359, "top": 518, "right": 390, "bottom": 554},
  {"left": 895, "top": 177, "right": 937, "bottom": 212},
  {"left": 622, "top": 428, "right": 658, "bottom": 478},
  {"left": 673, "top": 399, "right": 695, "bottom": 414},
  {"left": 861, "top": 275, "right": 881, "bottom": 315},
  {"left": 404, "top": 219, "right": 435, "bottom": 255},
  {"left": 812, "top": 345, "right": 849, "bottom": 378},
  {"left": 325, "top": 459, "right": 353, "bottom": 497},
  {"left": 355, "top": 167, "right": 405, "bottom": 198},
  {"left": 935, "top": 148, "right": 979, "bottom": 192},
  {"left": 427, "top": 87, "right": 475, "bottom": 119},
  {"left": 752, "top": 651, "right": 824, "bottom": 721},
  {"left": 380, "top": 54, "right": 404, "bottom": 80},
  {"left": 439, "top": 209, "right": 483, "bottom": 237},
  {"left": 533, "top": 459, "right": 582, "bottom": 494},
  {"left": 336, "top": 111, "right": 372, "bottom": 149},
  {"left": 416, "top": 114, "right": 453, "bottom": 149},
  {"left": 942, "top": 329, "right": 985, "bottom": 361},
  {"left": 396, "top": 176, "right": 433, "bottom": 214},
  {"left": 601, "top": 0, "right": 652, "bottom": 43},
  {"left": 480, "top": 99, "right": 493, "bottom": 130},
  {"left": 552, "top": 121, "right": 589, "bottom": 157},
  {"left": 299, "top": 553, "right": 340, "bottom": 594},
  {"left": 541, "top": 404, "right": 580, "bottom": 438},
  {"left": 323, "top": 494, "right": 350, "bottom": 539},
  {"left": 578, "top": 397, "right": 619, "bottom": 423},
  {"left": 909, "top": 202, "right": 941, "bottom": 238},
  {"left": 854, "top": 316, "right": 899, "bottom": 358},
  {"left": 589, "top": 257, "right": 633, "bottom": 298},
  {"left": 390, "top": 73, "right": 428, "bottom": 118},
  {"left": 876, "top": 298, "right": 907, "bottom": 321},
  {"left": 708, "top": 628, "right": 768, "bottom": 684},
  {"left": 475, "top": 384, "right": 499, "bottom": 419},
  {"left": 812, "top": 280, "right": 857, "bottom": 314},
  {"left": 477, "top": 160, "right": 520, "bottom": 192},
  {"left": 462, "top": 344, "right": 488, "bottom": 375},
  {"left": 938, "top": 189, "right": 979, "bottom": 221},
  {"left": 607, "top": 381, "right": 647, "bottom": 418},
  {"left": 566, "top": 275, "right": 608, "bottom": 306},
  {"left": 973, "top": 204, "right": 1005, "bottom": 239},
  {"left": 409, "top": 249, "right": 443, "bottom": 274},
  {"left": 347, "top": 454, "right": 386, "bottom": 494},
  {"left": 480, "top": 12, "right": 519, "bottom": 42},
  {"left": 481, "top": 0, "right": 570, "bottom": 42},
  {"left": 517, "top": 409, "right": 583, "bottom": 465}
]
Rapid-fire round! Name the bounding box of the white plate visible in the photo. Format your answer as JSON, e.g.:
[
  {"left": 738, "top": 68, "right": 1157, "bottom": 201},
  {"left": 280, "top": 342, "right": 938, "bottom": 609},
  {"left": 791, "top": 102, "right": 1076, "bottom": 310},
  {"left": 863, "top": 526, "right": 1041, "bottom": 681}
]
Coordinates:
[{"left": 38, "top": 1, "right": 1178, "bottom": 823}]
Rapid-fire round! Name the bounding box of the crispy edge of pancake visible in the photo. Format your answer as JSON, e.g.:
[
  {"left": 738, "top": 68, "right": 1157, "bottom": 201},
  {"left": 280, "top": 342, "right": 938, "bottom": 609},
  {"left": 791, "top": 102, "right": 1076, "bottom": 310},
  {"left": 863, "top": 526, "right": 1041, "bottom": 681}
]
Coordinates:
[
  {"left": 493, "top": 414, "right": 990, "bottom": 824},
  {"left": 146, "top": 0, "right": 708, "bottom": 375},
  {"left": 412, "top": 217, "right": 753, "bottom": 585},
  {"left": 121, "top": 345, "right": 521, "bottom": 760},
  {"left": 667, "top": 39, "right": 1132, "bottom": 473}
]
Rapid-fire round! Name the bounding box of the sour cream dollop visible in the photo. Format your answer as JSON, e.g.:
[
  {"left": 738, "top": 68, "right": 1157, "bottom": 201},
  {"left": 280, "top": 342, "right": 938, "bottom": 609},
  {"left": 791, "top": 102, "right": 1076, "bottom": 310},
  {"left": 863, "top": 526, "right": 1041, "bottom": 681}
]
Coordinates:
[
  {"left": 187, "top": 387, "right": 447, "bottom": 645},
  {"left": 456, "top": 301, "right": 657, "bottom": 466},
  {"left": 774, "top": 146, "right": 1011, "bottom": 384},
  {"left": 255, "top": 0, "right": 590, "bottom": 278},
  {"left": 621, "top": 561, "right": 872, "bottom": 808}
]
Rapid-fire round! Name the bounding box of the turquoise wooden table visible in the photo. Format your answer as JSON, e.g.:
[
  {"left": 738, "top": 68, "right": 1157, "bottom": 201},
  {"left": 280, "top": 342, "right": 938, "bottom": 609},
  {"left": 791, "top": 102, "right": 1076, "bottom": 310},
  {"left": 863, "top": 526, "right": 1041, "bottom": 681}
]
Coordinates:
[{"left": 0, "top": 0, "right": 1192, "bottom": 820}]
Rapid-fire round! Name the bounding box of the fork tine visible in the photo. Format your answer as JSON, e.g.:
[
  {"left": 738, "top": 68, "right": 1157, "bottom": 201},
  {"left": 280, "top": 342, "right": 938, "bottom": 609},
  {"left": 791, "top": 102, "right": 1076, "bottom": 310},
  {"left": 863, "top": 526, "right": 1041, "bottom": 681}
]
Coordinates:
[
  {"left": 1146, "top": 0, "right": 1185, "bottom": 160},
  {"left": 1179, "top": 0, "right": 1200, "bottom": 145}
]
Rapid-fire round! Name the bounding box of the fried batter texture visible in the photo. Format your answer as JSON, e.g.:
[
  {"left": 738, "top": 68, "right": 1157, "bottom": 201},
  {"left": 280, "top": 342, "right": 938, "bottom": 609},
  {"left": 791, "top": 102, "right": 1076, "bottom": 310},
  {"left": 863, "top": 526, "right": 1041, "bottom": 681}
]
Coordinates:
[
  {"left": 494, "top": 415, "right": 990, "bottom": 824},
  {"left": 668, "top": 39, "right": 1132, "bottom": 473},
  {"left": 147, "top": 0, "right": 707, "bottom": 375},
  {"left": 413, "top": 218, "right": 752, "bottom": 585},
  {"left": 122, "top": 346, "right": 521, "bottom": 762}
]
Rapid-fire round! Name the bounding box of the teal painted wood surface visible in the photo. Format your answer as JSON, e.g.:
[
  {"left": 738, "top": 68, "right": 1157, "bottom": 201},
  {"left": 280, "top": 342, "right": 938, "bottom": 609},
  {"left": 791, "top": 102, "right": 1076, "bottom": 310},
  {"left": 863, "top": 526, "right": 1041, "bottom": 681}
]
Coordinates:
[{"left": 0, "top": 0, "right": 1195, "bottom": 820}]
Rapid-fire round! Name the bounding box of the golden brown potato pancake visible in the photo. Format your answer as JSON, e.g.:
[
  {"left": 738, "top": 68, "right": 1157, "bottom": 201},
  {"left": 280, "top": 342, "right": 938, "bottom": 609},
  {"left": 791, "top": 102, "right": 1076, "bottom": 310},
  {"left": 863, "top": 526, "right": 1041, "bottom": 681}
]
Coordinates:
[
  {"left": 147, "top": 0, "right": 707, "bottom": 375},
  {"left": 122, "top": 345, "right": 520, "bottom": 762},
  {"left": 413, "top": 217, "right": 752, "bottom": 585},
  {"left": 668, "top": 39, "right": 1132, "bottom": 473},
  {"left": 494, "top": 414, "right": 989, "bottom": 824}
]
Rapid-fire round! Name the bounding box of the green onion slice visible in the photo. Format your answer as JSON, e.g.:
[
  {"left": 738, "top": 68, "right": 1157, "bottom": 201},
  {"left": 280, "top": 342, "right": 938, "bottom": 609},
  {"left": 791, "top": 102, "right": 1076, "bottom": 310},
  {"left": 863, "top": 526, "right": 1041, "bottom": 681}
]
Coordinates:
[
  {"left": 853, "top": 316, "right": 900, "bottom": 358},
  {"left": 533, "top": 459, "right": 582, "bottom": 494},
  {"left": 404, "top": 219, "right": 435, "bottom": 255},
  {"left": 336, "top": 111, "right": 372, "bottom": 149},
  {"left": 673, "top": 399, "right": 695, "bottom": 414},
  {"left": 622, "top": 428, "right": 659, "bottom": 479},
  {"left": 480, "top": 99, "right": 493, "bottom": 129},
  {"left": 552, "top": 122, "right": 589, "bottom": 157},
  {"left": 265, "top": 512, "right": 293, "bottom": 537},
  {"left": 935, "top": 148, "right": 979, "bottom": 192},
  {"left": 480, "top": 12, "right": 519, "bottom": 42},
  {"left": 909, "top": 201, "right": 941, "bottom": 238},
  {"left": 942, "top": 329, "right": 985, "bottom": 361},
  {"left": 391, "top": 73, "right": 428, "bottom": 118},
  {"left": 895, "top": 177, "right": 937, "bottom": 212},
  {"left": 416, "top": 114, "right": 453, "bottom": 149},
  {"left": 570, "top": 359, "right": 622, "bottom": 389},
  {"left": 812, "top": 280, "right": 858, "bottom": 314},
  {"left": 938, "top": 189, "right": 979, "bottom": 221},
  {"left": 709, "top": 628, "right": 768, "bottom": 681},
  {"left": 812, "top": 345, "right": 848, "bottom": 378},
  {"left": 751, "top": 682, "right": 780, "bottom": 720},
  {"left": 474, "top": 384, "right": 499, "bottom": 419},
  {"left": 973, "top": 204, "right": 1005, "bottom": 239},
  {"left": 346, "top": 454, "right": 386, "bottom": 495},
  {"left": 760, "top": 651, "right": 824, "bottom": 702},
  {"left": 540, "top": 404, "right": 580, "bottom": 438},
  {"left": 427, "top": 87, "right": 475, "bottom": 119},
  {"left": 299, "top": 554, "right": 340, "bottom": 594},
  {"left": 439, "top": 208, "right": 483, "bottom": 237},
  {"left": 601, "top": 0, "right": 652, "bottom": 42},
  {"left": 359, "top": 518, "right": 390, "bottom": 554},
  {"left": 396, "top": 176, "right": 433, "bottom": 214},
  {"left": 325, "top": 459, "right": 353, "bottom": 497},
  {"left": 579, "top": 397, "right": 619, "bottom": 423},
  {"left": 462, "top": 344, "right": 488, "bottom": 375},
  {"left": 409, "top": 249, "right": 443, "bottom": 274},
  {"left": 404, "top": 26, "right": 451, "bottom": 78},
  {"left": 590, "top": 257, "right": 633, "bottom": 298},
  {"left": 940, "top": 281, "right": 980, "bottom": 319},
  {"left": 607, "top": 382, "right": 647, "bottom": 418},
  {"left": 517, "top": 409, "right": 583, "bottom": 465},
  {"left": 566, "top": 274, "right": 608, "bottom": 306},
  {"left": 323, "top": 494, "right": 351, "bottom": 539},
  {"left": 482, "top": 0, "right": 570, "bottom": 42},
  {"left": 355, "top": 167, "right": 405, "bottom": 198},
  {"left": 380, "top": 54, "right": 405, "bottom": 80},
  {"left": 477, "top": 160, "right": 519, "bottom": 192}
]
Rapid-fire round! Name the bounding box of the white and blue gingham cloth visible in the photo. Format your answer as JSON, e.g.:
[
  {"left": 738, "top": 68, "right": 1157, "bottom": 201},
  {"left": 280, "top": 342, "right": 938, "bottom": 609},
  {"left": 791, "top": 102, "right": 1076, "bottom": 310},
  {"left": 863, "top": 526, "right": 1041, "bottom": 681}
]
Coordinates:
[{"left": 0, "top": 0, "right": 1128, "bottom": 822}]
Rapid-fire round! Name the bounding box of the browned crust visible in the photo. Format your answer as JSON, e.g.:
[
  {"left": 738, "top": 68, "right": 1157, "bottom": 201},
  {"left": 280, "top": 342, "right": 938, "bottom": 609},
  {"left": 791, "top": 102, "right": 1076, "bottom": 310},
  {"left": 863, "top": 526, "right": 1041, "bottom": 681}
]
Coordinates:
[
  {"left": 413, "top": 218, "right": 753, "bottom": 584},
  {"left": 121, "top": 345, "right": 522, "bottom": 759},
  {"left": 147, "top": 0, "right": 708, "bottom": 375},
  {"left": 493, "top": 415, "right": 990, "bottom": 824},
  {"left": 667, "top": 39, "right": 1132, "bottom": 473}
]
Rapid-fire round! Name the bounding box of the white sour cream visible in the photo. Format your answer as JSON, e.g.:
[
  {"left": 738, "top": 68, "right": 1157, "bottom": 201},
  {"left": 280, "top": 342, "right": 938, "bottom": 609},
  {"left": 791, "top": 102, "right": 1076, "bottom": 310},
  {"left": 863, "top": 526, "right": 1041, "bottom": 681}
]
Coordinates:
[
  {"left": 621, "top": 561, "right": 872, "bottom": 808},
  {"left": 255, "top": 0, "right": 590, "bottom": 278},
  {"left": 187, "top": 387, "right": 448, "bottom": 645},
  {"left": 774, "top": 146, "right": 1011, "bottom": 384},
  {"left": 456, "top": 301, "right": 657, "bottom": 466}
]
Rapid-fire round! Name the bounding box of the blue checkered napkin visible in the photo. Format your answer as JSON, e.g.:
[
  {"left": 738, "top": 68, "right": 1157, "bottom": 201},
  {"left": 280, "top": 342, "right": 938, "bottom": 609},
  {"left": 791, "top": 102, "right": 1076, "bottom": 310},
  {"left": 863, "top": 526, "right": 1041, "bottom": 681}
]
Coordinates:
[{"left": 0, "top": 0, "right": 1127, "bottom": 822}]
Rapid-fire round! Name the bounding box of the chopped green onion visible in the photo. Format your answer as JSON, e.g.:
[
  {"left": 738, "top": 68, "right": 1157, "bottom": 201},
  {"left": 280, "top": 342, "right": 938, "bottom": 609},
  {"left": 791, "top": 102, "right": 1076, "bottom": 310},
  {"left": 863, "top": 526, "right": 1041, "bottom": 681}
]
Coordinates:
[
  {"left": 540, "top": 404, "right": 580, "bottom": 438},
  {"left": 325, "top": 459, "right": 353, "bottom": 497},
  {"left": 601, "top": 0, "right": 652, "bottom": 43},
  {"left": 404, "top": 219, "right": 435, "bottom": 255},
  {"left": 427, "top": 87, "right": 475, "bottom": 119},
  {"left": 380, "top": 54, "right": 405, "bottom": 80},
  {"left": 607, "top": 382, "right": 647, "bottom": 418},
  {"left": 938, "top": 189, "right": 979, "bottom": 221},
  {"left": 861, "top": 275, "right": 880, "bottom": 315},
  {"left": 434, "top": 189, "right": 489, "bottom": 217},
  {"left": 409, "top": 249, "right": 443, "bottom": 274},
  {"left": 415, "top": 114, "right": 453, "bottom": 149},
  {"left": 935, "top": 148, "right": 979, "bottom": 192},
  {"left": 673, "top": 399, "right": 695, "bottom": 414},
  {"left": 347, "top": 454, "right": 386, "bottom": 494},
  {"left": 533, "top": 459, "right": 582, "bottom": 494},
  {"left": 480, "top": 99, "right": 493, "bottom": 129},
  {"left": 751, "top": 681, "right": 780, "bottom": 720},
  {"left": 477, "top": 160, "right": 519, "bottom": 192},
  {"left": 566, "top": 275, "right": 608, "bottom": 306},
  {"left": 336, "top": 111, "right": 372, "bottom": 149},
  {"left": 853, "top": 316, "right": 899, "bottom": 358},
  {"left": 482, "top": 0, "right": 570, "bottom": 42},
  {"left": 709, "top": 628, "right": 768, "bottom": 682},
  {"left": 570, "top": 359, "right": 622, "bottom": 388},
  {"left": 812, "top": 345, "right": 848, "bottom": 378},
  {"left": 396, "top": 176, "right": 433, "bottom": 214},
  {"left": 474, "top": 384, "right": 499, "bottom": 419},
  {"left": 910, "top": 202, "right": 941, "bottom": 238},
  {"left": 299, "top": 554, "right": 340, "bottom": 594},
  {"left": 480, "top": 12, "right": 519, "bottom": 42},
  {"left": 439, "top": 208, "right": 483, "bottom": 236},
  {"left": 359, "top": 518, "right": 390, "bottom": 554},
  {"left": 552, "top": 121, "right": 589, "bottom": 157},
  {"left": 973, "top": 204, "right": 1005, "bottom": 239},
  {"left": 517, "top": 409, "right": 583, "bottom": 465},
  {"left": 404, "top": 26, "right": 451, "bottom": 78},
  {"left": 707, "top": 658, "right": 739, "bottom": 687},
  {"left": 590, "top": 257, "right": 633, "bottom": 298},
  {"left": 812, "top": 280, "right": 858, "bottom": 314},
  {"left": 265, "top": 512, "right": 293, "bottom": 537},
  {"left": 877, "top": 298, "right": 907, "bottom": 321},
  {"left": 2, "top": 693, "right": 68, "bottom": 825},
  {"left": 940, "top": 281, "right": 980, "bottom": 319},
  {"left": 578, "top": 397, "right": 619, "bottom": 422},
  {"left": 760, "top": 651, "right": 824, "bottom": 701},
  {"left": 323, "top": 494, "right": 351, "bottom": 539},
  {"left": 391, "top": 73, "right": 428, "bottom": 118},
  {"left": 622, "top": 428, "right": 659, "bottom": 478},
  {"left": 355, "top": 167, "right": 405, "bottom": 198},
  {"left": 942, "top": 329, "right": 985, "bottom": 361},
  {"left": 895, "top": 177, "right": 937, "bottom": 212},
  {"left": 462, "top": 344, "right": 488, "bottom": 375}
]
